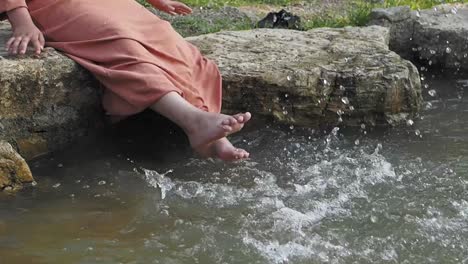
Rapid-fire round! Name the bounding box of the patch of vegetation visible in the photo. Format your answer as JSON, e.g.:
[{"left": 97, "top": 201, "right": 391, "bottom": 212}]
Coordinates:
[
  {"left": 137, "top": 0, "right": 468, "bottom": 34},
  {"left": 137, "top": 0, "right": 300, "bottom": 7},
  {"left": 303, "top": 0, "right": 468, "bottom": 29},
  {"left": 169, "top": 12, "right": 253, "bottom": 37},
  {"left": 384, "top": 0, "right": 468, "bottom": 9}
]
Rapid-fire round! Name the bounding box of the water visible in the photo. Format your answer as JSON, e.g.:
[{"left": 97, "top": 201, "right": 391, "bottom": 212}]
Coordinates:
[{"left": 1, "top": 77, "right": 468, "bottom": 263}]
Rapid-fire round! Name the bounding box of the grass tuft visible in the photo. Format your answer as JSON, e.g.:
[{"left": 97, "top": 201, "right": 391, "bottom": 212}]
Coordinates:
[{"left": 138, "top": 0, "right": 468, "bottom": 33}]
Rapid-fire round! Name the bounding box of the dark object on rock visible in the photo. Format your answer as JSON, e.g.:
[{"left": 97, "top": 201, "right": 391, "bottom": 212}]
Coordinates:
[{"left": 257, "top": 9, "right": 301, "bottom": 30}]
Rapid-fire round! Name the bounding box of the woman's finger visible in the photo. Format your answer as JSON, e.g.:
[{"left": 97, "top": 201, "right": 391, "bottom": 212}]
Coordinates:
[
  {"left": 18, "top": 36, "right": 31, "bottom": 54},
  {"left": 39, "top": 33, "right": 45, "bottom": 49},
  {"left": 6, "top": 37, "right": 15, "bottom": 51},
  {"left": 31, "top": 37, "right": 42, "bottom": 54},
  {"left": 174, "top": 3, "right": 192, "bottom": 13},
  {"left": 10, "top": 36, "right": 23, "bottom": 54}
]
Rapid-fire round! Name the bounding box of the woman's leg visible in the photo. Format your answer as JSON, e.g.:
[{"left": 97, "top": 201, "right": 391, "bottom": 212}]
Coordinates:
[{"left": 150, "top": 92, "right": 251, "bottom": 160}]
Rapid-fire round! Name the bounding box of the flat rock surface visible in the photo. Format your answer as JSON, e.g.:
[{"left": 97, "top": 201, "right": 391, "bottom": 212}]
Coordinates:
[{"left": 187, "top": 26, "right": 422, "bottom": 127}]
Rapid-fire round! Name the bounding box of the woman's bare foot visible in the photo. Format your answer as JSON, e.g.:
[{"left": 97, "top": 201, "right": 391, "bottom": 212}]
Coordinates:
[
  {"left": 149, "top": 92, "right": 251, "bottom": 161},
  {"left": 195, "top": 137, "right": 249, "bottom": 161},
  {"left": 186, "top": 111, "right": 251, "bottom": 148}
]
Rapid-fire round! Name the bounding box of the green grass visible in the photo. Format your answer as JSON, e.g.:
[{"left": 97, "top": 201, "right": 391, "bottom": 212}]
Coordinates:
[
  {"left": 138, "top": 0, "right": 300, "bottom": 7},
  {"left": 138, "top": 0, "right": 468, "bottom": 34},
  {"left": 304, "top": 0, "right": 468, "bottom": 29},
  {"left": 384, "top": 0, "right": 468, "bottom": 9}
]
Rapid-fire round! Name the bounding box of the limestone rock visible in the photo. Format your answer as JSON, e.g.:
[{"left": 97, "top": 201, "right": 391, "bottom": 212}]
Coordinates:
[
  {"left": 369, "top": 4, "right": 468, "bottom": 73},
  {"left": 187, "top": 26, "right": 422, "bottom": 127},
  {"left": 0, "top": 22, "right": 102, "bottom": 160},
  {"left": 0, "top": 140, "right": 33, "bottom": 191}
]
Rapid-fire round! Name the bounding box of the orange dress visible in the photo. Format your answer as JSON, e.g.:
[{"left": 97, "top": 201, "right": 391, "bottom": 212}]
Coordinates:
[{"left": 1, "top": 0, "right": 222, "bottom": 116}]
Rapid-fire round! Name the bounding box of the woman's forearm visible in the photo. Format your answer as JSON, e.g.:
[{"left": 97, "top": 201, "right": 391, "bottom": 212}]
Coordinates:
[{"left": 7, "top": 7, "right": 35, "bottom": 29}]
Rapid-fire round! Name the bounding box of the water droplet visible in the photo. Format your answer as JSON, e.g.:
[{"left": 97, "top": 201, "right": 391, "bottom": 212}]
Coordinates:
[
  {"left": 428, "top": 60, "right": 433, "bottom": 65},
  {"left": 284, "top": 93, "right": 289, "bottom": 98},
  {"left": 421, "top": 76, "right": 425, "bottom": 81},
  {"left": 31, "top": 181, "right": 37, "bottom": 187},
  {"left": 376, "top": 143, "right": 383, "bottom": 151},
  {"left": 354, "top": 139, "right": 360, "bottom": 145},
  {"left": 370, "top": 215, "right": 378, "bottom": 223},
  {"left": 349, "top": 105, "right": 355, "bottom": 111},
  {"left": 286, "top": 75, "right": 292, "bottom": 81},
  {"left": 282, "top": 110, "right": 288, "bottom": 115},
  {"left": 83, "top": 185, "right": 90, "bottom": 189},
  {"left": 338, "top": 117, "right": 343, "bottom": 123},
  {"left": 446, "top": 47, "right": 452, "bottom": 54},
  {"left": 424, "top": 84, "right": 429, "bottom": 89},
  {"left": 323, "top": 79, "right": 328, "bottom": 86},
  {"left": 428, "top": 89, "right": 437, "bottom": 97},
  {"left": 332, "top": 127, "right": 340, "bottom": 135},
  {"left": 341, "top": 97, "right": 349, "bottom": 104},
  {"left": 415, "top": 129, "right": 421, "bottom": 136},
  {"left": 406, "top": 119, "right": 414, "bottom": 126},
  {"left": 339, "top": 85, "right": 345, "bottom": 91},
  {"left": 425, "top": 102, "right": 433, "bottom": 110},
  {"left": 57, "top": 163, "right": 63, "bottom": 168},
  {"left": 98, "top": 180, "right": 106, "bottom": 185},
  {"left": 289, "top": 125, "right": 294, "bottom": 130},
  {"left": 52, "top": 183, "right": 61, "bottom": 188},
  {"left": 430, "top": 50, "right": 436, "bottom": 55},
  {"left": 336, "top": 109, "right": 344, "bottom": 115},
  {"left": 344, "top": 57, "right": 349, "bottom": 63},
  {"left": 360, "top": 124, "right": 366, "bottom": 129},
  {"left": 464, "top": 54, "right": 467, "bottom": 58}
]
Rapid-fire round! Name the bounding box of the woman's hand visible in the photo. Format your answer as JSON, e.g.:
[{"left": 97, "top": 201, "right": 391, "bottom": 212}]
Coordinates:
[
  {"left": 148, "top": 0, "right": 192, "bottom": 16},
  {"left": 6, "top": 7, "right": 45, "bottom": 55}
]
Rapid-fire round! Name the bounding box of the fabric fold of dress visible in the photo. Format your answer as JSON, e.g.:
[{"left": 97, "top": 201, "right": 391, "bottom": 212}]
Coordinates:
[{"left": 7, "top": 0, "right": 223, "bottom": 116}]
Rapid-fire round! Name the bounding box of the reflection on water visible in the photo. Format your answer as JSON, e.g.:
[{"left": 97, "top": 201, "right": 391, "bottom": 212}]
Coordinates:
[{"left": 1, "top": 77, "right": 468, "bottom": 263}]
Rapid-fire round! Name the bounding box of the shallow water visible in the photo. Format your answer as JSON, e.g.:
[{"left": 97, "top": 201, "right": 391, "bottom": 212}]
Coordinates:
[{"left": 1, "top": 77, "right": 468, "bottom": 263}]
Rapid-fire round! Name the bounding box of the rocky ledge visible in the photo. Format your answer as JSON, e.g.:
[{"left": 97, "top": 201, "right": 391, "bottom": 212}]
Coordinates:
[
  {"left": 0, "top": 23, "right": 422, "bottom": 190},
  {"left": 187, "top": 26, "right": 421, "bottom": 127},
  {"left": 369, "top": 4, "right": 468, "bottom": 74}
]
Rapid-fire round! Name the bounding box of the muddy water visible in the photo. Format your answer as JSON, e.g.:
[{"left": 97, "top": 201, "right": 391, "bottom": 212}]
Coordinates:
[{"left": 1, "top": 77, "right": 468, "bottom": 263}]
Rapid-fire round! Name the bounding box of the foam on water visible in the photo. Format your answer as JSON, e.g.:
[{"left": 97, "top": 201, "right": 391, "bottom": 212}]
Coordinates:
[{"left": 143, "top": 139, "right": 400, "bottom": 263}]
